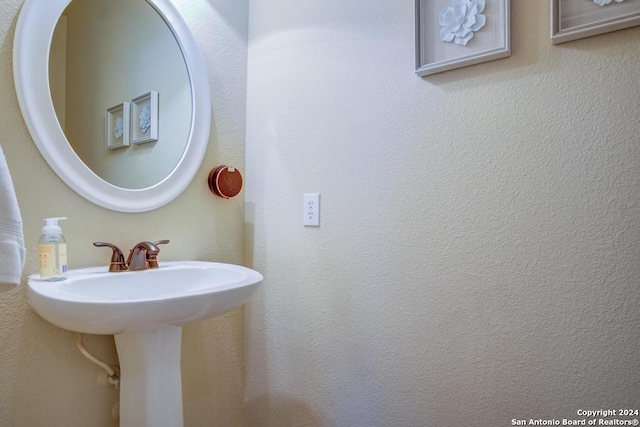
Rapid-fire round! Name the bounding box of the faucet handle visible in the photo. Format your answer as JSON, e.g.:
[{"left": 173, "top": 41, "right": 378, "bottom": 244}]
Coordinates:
[
  {"left": 93, "top": 242, "right": 127, "bottom": 272},
  {"left": 148, "top": 240, "right": 170, "bottom": 268}
]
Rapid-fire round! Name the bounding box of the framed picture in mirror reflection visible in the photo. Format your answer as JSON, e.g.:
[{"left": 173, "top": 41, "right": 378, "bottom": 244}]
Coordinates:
[
  {"left": 105, "top": 102, "right": 131, "bottom": 150},
  {"left": 131, "top": 91, "right": 159, "bottom": 144}
]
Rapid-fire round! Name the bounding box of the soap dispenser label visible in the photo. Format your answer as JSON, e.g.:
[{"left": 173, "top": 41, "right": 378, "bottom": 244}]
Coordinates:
[
  {"left": 39, "top": 244, "right": 55, "bottom": 277},
  {"left": 58, "top": 243, "right": 67, "bottom": 273},
  {"left": 38, "top": 243, "right": 67, "bottom": 277}
]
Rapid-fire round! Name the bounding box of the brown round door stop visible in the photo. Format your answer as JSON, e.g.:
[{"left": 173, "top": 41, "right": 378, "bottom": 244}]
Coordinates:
[{"left": 208, "top": 165, "right": 243, "bottom": 199}]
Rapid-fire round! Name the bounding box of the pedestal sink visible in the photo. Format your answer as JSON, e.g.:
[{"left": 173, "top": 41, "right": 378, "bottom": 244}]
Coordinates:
[{"left": 27, "top": 261, "right": 263, "bottom": 427}]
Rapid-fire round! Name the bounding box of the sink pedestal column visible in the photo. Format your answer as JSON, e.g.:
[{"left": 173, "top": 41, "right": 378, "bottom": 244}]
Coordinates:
[{"left": 115, "top": 326, "right": 184, "bottom": 427}]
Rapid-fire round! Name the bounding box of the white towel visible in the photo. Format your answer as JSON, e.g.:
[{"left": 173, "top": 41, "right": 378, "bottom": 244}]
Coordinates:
[{"left": 0, "top": 144, "right": 25, "bottom": 291}]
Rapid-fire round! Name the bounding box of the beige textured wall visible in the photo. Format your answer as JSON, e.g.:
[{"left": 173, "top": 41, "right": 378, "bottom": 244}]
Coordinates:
[
  {"left": 244, "top": 1, "right": 640, "bottom": 426},
  {"left": 0, "top": 0, "right": 248, "bottom": 425}
]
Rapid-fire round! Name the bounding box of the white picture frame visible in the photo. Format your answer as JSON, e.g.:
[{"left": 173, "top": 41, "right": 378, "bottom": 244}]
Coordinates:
[
  {"left": 415, "top": 0, "right": 511, "bottom": 77},
  {"left": 551, "top": 0, "right": 640, "bottom": 44},
  {"left": 131, "top": 91, "right": 159, "bottom": 144},
  {"left": 105, "top": 102, "right": 130, "bottom": 150}
]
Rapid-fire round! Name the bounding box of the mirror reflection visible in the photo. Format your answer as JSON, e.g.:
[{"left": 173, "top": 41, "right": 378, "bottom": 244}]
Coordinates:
[{"left": 49, "top": 0, "right": 192, "bottom": 189}]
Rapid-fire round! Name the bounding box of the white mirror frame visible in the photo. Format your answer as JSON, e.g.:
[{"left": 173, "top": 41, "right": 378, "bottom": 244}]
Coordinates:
[{"left": 13, "top": 0, "right": 211, "bottom": 212}]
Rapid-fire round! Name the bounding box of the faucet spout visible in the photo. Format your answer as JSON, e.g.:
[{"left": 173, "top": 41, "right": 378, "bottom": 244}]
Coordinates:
[{"left": 126, "top": 242, "right": 159, "bottom": 271}]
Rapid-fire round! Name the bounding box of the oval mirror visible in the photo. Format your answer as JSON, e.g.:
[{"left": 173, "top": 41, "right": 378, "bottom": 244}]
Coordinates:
[{"left": 13, "top": 0, "right": 211, "bottom": 212}]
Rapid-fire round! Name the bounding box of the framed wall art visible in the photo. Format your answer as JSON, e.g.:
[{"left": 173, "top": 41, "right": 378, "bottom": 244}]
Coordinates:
[
  {"left": 551, "top": 0, "right": 640, "bottom": 44},
  {"left": 105, "top": 102, "right": 130, "bottom": 150},
  {"left": 415, "top": 0, "right": 511, "bottom": 77},
  {"left": 131, "top": 90, "right": 159, "bottom": 144}
]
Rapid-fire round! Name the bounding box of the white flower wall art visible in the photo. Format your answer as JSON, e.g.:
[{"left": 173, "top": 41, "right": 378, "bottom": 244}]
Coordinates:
[
  {"left": 114, "top": 116, "right": 124, "bottom": 139},
  {"left": 139, "top": 105, "right": 152, "bottom": 134},
  {"left": 439, "top": 0, "right": 487, "bottom": 46},
  {"left": 105, "top": 102, "right": 130, "bottom": 150},
  {"left": 131, "top": 91, "right": 159, "bottom": 144},
  {"left": 551, "top": 0, "right": 639, "bottom": 44},
  {"left": 415, "top": 0, "right": 510, "bottom": 76}
]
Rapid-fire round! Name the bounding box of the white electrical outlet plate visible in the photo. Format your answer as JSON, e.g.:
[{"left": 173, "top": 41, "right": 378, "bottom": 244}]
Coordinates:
[{"left": 303, "top": 193, "right": 320, "bottom": 227}]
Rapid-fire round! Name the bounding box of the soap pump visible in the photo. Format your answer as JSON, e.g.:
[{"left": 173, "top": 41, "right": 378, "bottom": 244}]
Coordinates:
[{"left": 38, "top": 217, "right": 68, "bottom": 281}]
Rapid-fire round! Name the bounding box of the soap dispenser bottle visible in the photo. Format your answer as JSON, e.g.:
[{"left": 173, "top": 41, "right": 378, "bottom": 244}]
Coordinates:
[{"left": 38, "top": 217, "right": 68, "bottom": 281}]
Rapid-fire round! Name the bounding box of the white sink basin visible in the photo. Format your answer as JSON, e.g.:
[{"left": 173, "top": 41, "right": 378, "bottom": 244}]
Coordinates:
[
  {"left": 27, "top": 260, "right": 263, "bottom": 427},
  {"left": 28, "top": 261, "right": 263, "bottom": 335}
]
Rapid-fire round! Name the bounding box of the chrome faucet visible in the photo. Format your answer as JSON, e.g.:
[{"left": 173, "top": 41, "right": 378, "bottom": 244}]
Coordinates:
[{"left": 93, "top": 240, "right": 169, "bottom": 272}]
